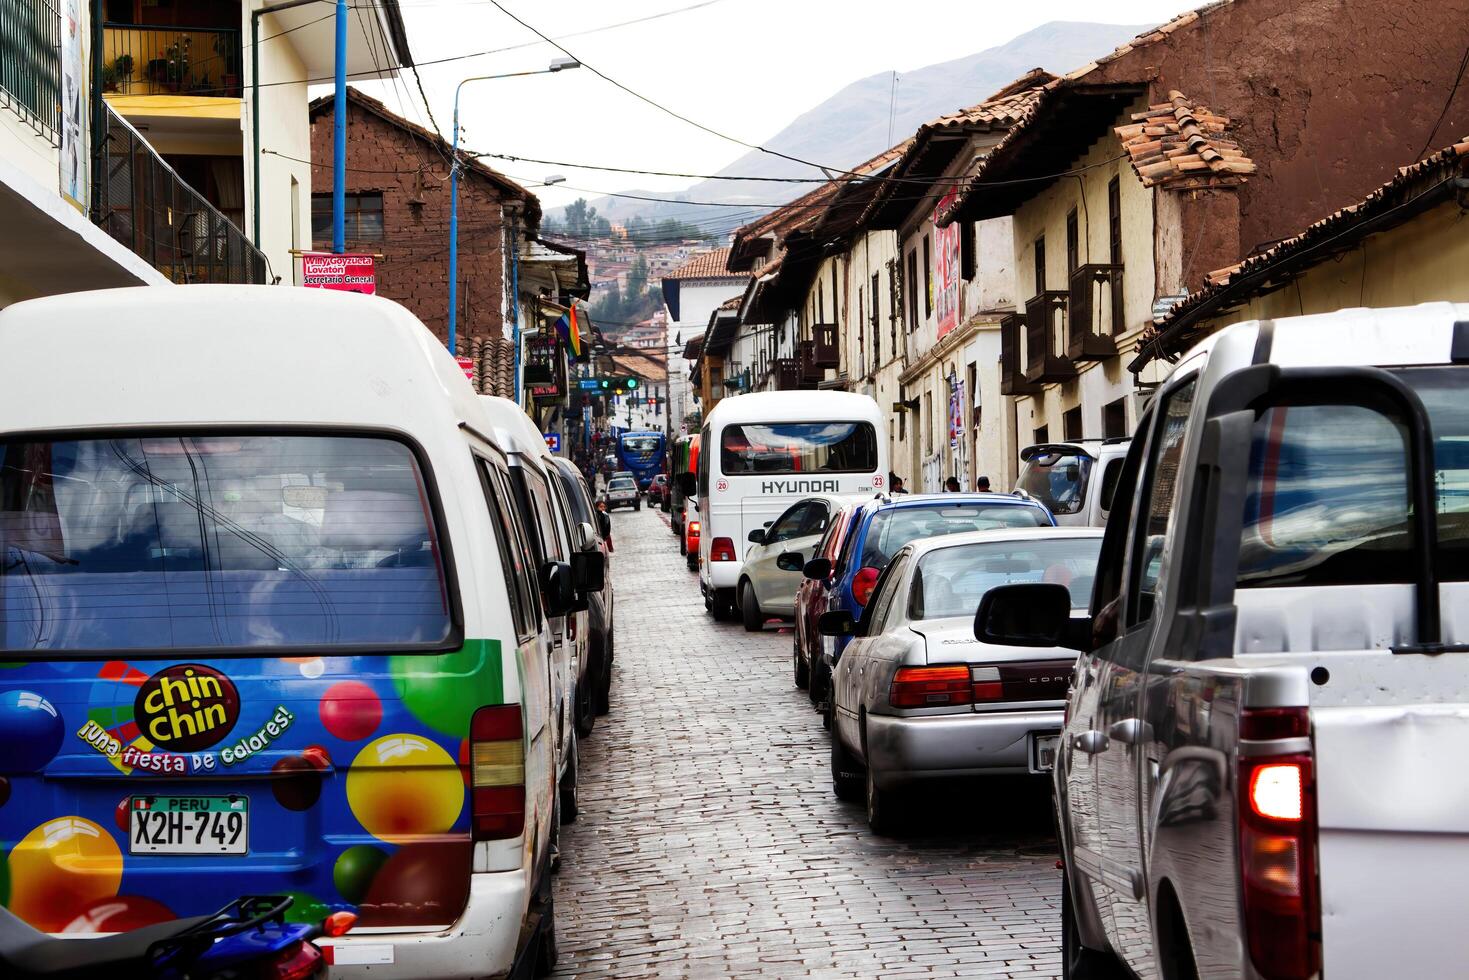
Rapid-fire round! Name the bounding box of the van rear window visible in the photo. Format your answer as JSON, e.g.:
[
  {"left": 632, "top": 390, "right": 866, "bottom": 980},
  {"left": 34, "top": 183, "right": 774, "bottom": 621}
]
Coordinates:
[
  {"left": 720, "top": 422, "right": 877, "bottom": 475},
  {"left": 0, "top": 434, "right": 452, "bottom": 652}
]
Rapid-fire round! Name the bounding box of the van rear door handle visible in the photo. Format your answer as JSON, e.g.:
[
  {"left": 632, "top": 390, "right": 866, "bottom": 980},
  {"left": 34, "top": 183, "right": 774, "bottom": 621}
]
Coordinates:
[{"left": 1073, "top": 730, "right": 1109, "bottom": 754}]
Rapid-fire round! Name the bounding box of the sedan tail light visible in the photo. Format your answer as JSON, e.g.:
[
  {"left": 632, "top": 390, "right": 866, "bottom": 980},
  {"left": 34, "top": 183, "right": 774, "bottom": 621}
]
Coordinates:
[
  {"left": 1237, "top": 705, "right": 1319, "bottom": 980},
  {"left": 470, "top": 705, "right": 525, "bottom": 840},
  {"left": 710, "top": 536, "right": 736, "bottom": 561},
  {"left": 852, "top": 566, "right": 881, "bottom": 606},
  {"left": 889, "top": 665, "right": 972, "bottom": 708}
]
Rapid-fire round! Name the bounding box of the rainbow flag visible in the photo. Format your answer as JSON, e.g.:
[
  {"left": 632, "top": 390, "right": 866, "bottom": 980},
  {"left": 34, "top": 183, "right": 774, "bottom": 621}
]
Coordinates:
[{"left": 555, "top": 304, "right": 583, "bottom": 359}]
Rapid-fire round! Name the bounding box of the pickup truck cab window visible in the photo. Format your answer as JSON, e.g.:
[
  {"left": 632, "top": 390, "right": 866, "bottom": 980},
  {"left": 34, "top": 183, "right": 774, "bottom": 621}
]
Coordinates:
[{"left": 1128, "top": 377, "right": 1198, "bottom": 626}]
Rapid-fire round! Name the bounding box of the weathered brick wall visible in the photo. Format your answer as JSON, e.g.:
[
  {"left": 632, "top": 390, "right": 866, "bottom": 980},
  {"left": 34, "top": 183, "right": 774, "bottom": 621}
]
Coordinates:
[
  {"left": 309, "top": 100, "right": 509, "bottom": 346},
  {"left": 1091, "top": 0, "right": 1469, "bottom": 257}
]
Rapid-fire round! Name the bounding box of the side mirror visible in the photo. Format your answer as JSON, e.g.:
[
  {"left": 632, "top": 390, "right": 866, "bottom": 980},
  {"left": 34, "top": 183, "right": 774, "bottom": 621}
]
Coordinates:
[
  {"left": 776, "top": 551, "right": 805, "bottom": 572},
  {"left": 747, "top": 529, "right": 765, "bottom": 544},
  {"left": 817, "top": 610, "right": 856, "bottom": 637},
  {"left": 803, "top": 557, "right": 832, "bottom": 580},
  {"left": 973, "top": 583, "right": 1077, "bottom": 648},
  {"left": 572, "top": 550, "right": 605, "bottom": 594},
  {"left": 574, "top": 521, "right": 596, "bottom": 552},
  {"left": 597, "top": 512, "right": 611, "bottom": 538},
  {"left": 540, "top": 561, "right": 575, "bottom": 618}
]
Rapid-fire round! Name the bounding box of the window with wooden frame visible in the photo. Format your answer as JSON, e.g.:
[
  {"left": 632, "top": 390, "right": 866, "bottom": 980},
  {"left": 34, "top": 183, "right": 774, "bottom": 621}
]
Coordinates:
[
  {"left": 907, "top": 249, "right": 919, "bottom": 331},
  {"left": 1033, "top": 235, "right": 1046, "bottom": 293},
  {"left": 922, "top": 233, "right": 933, "bottom": 318},
  {"left": 1108, "top": 175, "right": 1124, "bottom": 334},
  {"left": 311, "top": 191, "right": 383, "bottom": 245},
  {"left": 1066, "top": 208, "right": 1079, "bottom": 276},
  {"left": 960, "top": 220, "right": 976, "bottom": 281}
]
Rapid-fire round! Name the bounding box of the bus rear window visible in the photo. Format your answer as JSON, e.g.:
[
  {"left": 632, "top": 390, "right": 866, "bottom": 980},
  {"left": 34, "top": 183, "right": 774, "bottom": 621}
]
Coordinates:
[
  {"left": 720, "top": 422, "right": 877, "bottom": 475},
  {"left": 0, "top": 434, "right": 452, "bottom": 653}
]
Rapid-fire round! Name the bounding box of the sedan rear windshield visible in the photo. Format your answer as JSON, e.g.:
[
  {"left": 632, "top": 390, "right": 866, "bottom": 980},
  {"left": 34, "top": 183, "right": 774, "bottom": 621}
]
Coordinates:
[
  {"left": 720, "top": 422, "right": 877, "bottom": 475},
  {"left": 860, "top": 503, "right": 1048, "bottom": 568},
  {"left": 0, "top": 434, "right": 451, "bottom": 653},
  {"left": 608, "top": 479, "right": 636, "bottom": 491},
  {"left": 910, "top": 537, "right": 1102, "bottom": 620}
]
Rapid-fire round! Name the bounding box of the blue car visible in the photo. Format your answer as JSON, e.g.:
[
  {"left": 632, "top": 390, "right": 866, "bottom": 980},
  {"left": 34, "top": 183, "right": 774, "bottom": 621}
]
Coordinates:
[{"left": 802, "top": 492, "right": 1055, "bottom": 724}]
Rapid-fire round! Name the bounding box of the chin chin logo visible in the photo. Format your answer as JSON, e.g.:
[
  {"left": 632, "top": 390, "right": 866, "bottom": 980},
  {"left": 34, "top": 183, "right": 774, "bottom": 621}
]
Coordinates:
[{"left": 135, "top": 664, "right": 240, "bottom": 752}]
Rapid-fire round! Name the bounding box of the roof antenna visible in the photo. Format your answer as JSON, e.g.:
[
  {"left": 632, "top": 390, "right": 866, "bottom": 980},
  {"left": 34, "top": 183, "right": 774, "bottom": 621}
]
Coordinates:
[{"left": 887, "top": 71, "right": 901, "bottom": 147}]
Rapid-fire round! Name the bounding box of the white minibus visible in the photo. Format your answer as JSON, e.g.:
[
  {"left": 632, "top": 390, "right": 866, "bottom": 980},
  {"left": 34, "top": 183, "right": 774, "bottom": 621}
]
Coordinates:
[
  {"left": 697, "top": 392, "right": 888, "bottom": 620},
  {"left": 0, "top": 285, "right": 594, "bottom": 979}
]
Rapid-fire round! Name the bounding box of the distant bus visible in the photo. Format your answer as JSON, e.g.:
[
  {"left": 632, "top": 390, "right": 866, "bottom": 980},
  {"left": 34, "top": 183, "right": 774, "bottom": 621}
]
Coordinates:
[{"left": 617, "top": 430, "right": 666, "bottom": 489}]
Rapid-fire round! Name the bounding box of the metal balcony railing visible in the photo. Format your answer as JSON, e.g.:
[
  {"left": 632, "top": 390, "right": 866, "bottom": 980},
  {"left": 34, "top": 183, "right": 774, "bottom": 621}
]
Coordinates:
[
  {"left": 0, "top": 0, "right": 60, "bottom": 141},
  {"left": 95, "top": 102, "right": 268, "bottom": 284},
  {"left": 102, "top": 24, "right": 242, "bottom": 98}
]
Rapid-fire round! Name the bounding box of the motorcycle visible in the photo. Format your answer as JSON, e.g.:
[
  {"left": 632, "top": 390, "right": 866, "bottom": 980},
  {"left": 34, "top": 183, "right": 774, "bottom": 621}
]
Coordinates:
[{"left": 0, "top": 894, "right": 345, "bottom": 980}]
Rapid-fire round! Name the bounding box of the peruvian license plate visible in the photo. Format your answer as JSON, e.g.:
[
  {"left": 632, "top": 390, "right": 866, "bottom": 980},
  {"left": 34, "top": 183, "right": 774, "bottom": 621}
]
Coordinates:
[
  {"left": 129, "top": 796, "right": 249, "bottom": 855},
  {"left": 1030, "top": 733, "right": 1061, "bottom": 773}
]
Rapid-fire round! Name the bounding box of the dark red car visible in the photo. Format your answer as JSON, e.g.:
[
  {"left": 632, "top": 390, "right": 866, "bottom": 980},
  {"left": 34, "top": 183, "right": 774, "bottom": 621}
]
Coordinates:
[
  {"left": 646, "top": 473, "right": 670, "bottom": 508},
  {"left": 793, "top": 501, "right": 861, "bottom": 713}
]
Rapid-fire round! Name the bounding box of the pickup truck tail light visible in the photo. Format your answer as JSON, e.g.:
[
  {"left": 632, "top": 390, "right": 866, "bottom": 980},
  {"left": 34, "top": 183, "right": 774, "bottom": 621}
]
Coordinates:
[
  {"left": 710, "top": 537, "right": 736, "bottom": 561},
  {"left": 1237, "top": 706, "right": 1319, "bottom": 980},
  {"left": 470, "top": 705, "right": 525, "bottom": 840},
  {"left": 889, "top": 666, "right": 972, "bottom": 708},
  {"left": 852, "top": 566, "right": 881, "bottom": 606}
]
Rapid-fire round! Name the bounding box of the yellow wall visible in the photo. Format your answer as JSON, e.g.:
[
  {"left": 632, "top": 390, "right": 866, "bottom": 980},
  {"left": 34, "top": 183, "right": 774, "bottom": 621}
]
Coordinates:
[{"left": 1187, "top": 198, "right": 1469, "bottom": 337}]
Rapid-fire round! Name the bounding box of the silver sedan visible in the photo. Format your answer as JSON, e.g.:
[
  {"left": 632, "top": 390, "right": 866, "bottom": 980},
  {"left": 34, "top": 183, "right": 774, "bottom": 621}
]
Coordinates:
[
  {"left": 603, "top": 477, "right": 641, "bottom": 511},
  {"left": 820, "top": 526, "right": 1103, "bottom": 834}
]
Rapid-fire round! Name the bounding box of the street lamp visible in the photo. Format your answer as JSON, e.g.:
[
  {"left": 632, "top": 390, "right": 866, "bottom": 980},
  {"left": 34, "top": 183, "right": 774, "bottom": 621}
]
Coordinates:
[{"left": 448, "top": 59, "right": 581, "bottom": 355}]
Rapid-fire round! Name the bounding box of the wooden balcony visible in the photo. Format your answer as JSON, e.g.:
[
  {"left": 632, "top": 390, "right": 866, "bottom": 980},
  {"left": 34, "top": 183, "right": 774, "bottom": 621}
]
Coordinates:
[
  {"left": 812, "top": 323, "right": 839, "bottom": 368},
  {"left": 774, "top": 358, "right": 800, "bottom": 391},
  {"left": 798, "top": 340, "right": 824, "bottom": 384},
  {"left": 1067, "top": 264, "right": 1123, "bottom": 361},
  {"left": 999, "top": 314, "right": 1042, "bottom": 396},
  {"left": 1024, "top": 291, "right": 1076, "bottom": 385}
]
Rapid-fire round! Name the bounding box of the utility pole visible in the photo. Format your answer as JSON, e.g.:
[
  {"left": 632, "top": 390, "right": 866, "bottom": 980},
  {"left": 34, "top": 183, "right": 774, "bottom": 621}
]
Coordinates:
[{"left": 331, "top": 0, "right": 347, "bottom": 254}]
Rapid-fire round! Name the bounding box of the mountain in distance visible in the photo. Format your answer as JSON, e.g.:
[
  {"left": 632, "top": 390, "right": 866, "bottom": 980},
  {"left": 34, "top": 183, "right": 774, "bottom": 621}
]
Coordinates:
[{"left": 565, "top": 20, "right": 1151, "bottom": 232}]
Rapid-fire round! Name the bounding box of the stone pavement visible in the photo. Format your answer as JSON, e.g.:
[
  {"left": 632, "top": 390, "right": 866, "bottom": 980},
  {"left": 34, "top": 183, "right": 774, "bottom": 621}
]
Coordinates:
[{"left": 553, "top": 505, "right": 1062, "bottom": 979}]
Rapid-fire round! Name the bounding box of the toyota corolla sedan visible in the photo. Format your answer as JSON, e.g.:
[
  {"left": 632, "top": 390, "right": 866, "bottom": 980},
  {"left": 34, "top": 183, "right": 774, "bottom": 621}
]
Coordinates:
[
  {"left": 604, "top": 476, "right": 641, "bottom": 510},
  {"left": 820, "top": 526, "right": 1102, "bottom": 834}
]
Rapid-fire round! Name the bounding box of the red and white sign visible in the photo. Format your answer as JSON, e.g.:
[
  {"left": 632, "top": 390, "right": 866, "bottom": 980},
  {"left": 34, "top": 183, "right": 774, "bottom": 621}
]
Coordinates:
[
  {"left": 933, "top": 192, "right": 961, "bottom": 339},
  {"left": 456, "top": 356, "right": 475, "bottom": 382},
  {"left": 301, "top": 253, "right": 376, "bottom": 294}
]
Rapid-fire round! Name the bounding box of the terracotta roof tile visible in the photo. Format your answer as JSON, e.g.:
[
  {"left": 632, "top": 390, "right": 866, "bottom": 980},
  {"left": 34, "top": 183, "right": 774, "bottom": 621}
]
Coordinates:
[
  {"left": 665, "top": 247, "right": 748, "bottom": 281},
  {"left": 1114, "top": 90, "right": 1256, "bottom": 190},
  {"left": 1136, "top": 137, "right": 1469, "bottom": 366}
]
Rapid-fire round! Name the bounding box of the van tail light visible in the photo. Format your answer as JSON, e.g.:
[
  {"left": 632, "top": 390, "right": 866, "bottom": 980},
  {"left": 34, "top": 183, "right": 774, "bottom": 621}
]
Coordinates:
[
  {"left": 1237, "top": 706, "right": 1319, "bottom": 980},
  {"left": 710, "top": 537, "right": 736, "bottom": 561},
  {"left": 470, "top": 705, "right": 525, "bottom": 840},
  {"left": 252, "top": 941, "right": 325, "bottom": 980},
  {"left": 852, "top": 566, "right": 881, "bottom": 606},
  {"left": 889, "top": 666, "right": 972, "bottom": 708}
]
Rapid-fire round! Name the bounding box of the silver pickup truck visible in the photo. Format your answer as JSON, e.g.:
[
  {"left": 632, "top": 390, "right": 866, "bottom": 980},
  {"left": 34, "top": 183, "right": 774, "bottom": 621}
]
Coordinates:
[{"left": 976, "top": 303, "right": 1469, "bottom": 980}]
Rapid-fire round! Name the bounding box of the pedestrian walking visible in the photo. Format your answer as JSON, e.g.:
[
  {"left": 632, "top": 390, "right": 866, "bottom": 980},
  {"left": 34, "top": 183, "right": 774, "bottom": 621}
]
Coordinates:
[
  {"left": 890, "top": 473, "right": 909, "bottom": 494},
  {"left": 944, "top": 476, "right": 961, "bottom": 492},
  {"left": 596, "top": 499, "right": 614, "bottom": 552},
  {"left": 977, "top": 475, "right": 992, "bottom": 492}
]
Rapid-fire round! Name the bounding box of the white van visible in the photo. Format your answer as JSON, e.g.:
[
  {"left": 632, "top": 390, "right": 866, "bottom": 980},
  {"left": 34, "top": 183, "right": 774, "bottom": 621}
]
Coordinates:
[
  {"left": 1013, "top": 438, "right": 1131, "bottom": 526},
  {"left": 0, "top": 286, "right": 578, "bottom": 978},
  {"left": 477, "top": 396, "right": 595, "bottom": 824},
  {"left": 698, "top": 392, "right": 888, "bottom": 620}
]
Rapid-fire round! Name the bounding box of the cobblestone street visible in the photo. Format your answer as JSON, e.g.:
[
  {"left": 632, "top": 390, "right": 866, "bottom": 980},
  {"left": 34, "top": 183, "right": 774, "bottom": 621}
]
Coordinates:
[{"left": 553, "top": 506, "right": 1063, "bottom": 979}]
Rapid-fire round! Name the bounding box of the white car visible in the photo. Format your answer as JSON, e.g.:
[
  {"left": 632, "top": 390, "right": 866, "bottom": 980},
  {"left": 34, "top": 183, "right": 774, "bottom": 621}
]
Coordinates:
[
  {"left": 737, "top": 493, "right": 859, "bottom": 632},
  {"left": 821, "top": 526, "right": 1103, "bottom": 834},
  {"left": 603, "top": 477, "right": 640, "bottom": 511}
]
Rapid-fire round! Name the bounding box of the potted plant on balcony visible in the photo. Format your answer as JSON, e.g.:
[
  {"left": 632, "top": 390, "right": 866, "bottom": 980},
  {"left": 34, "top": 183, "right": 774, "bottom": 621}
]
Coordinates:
[{"left": 148, "top": 36, "right": 191, "bottom": 93}]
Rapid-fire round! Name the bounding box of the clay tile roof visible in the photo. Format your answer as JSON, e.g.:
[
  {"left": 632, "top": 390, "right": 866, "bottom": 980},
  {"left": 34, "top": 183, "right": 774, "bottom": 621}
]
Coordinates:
[
  {"left": 1114, "top": 90, "right": 1256, "bottom": 191},
  {"left": 718, "top": 294, "right": 743, "bottom": 311},
  {"left": 1134, "top": 136, "right": 1469, "bottom": 369},
  {"left": 665, "top": 247, "right": 747, "bottom": 281}
]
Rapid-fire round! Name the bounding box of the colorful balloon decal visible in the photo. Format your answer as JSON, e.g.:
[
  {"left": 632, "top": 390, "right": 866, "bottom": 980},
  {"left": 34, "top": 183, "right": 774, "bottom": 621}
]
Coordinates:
[
  {"left": 389, "top": 642, "right": 497, "bottom": 739},
  {"left": 280, "top": 890, "right": 333, "bottom": 925},
  {"left": 345, "top": 735, "right": 463, "bottom": 844},
  {"left": 0, "top": 775, "right": 10, "bottom": 808},
  {"left": 319, "top": 681, "right": 382, "bottom": 742},
  {"left": 0, "top": 691, "right": 65, "bottom": 772},
  {"left": 270, "top": 755, "right": 325, "bottom": 811},
  {"left": 357, "top": 840, "right": 473, "bottom": 928},
  {"left": 333, "top": 844, "right": 390, "bottom": 904},
  {"left": 7, "top": 817, "right": 123, "bottom": 932},
  {"left": 62, "top": 895, "right": 173, "bottom": 933}
]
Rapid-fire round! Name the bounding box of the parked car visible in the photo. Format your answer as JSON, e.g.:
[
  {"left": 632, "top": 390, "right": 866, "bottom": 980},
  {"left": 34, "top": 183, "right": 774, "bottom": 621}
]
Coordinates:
[
  {"left": 646, "top": 473, "right": 670, "bottom": 508},
  {"left": 604, "top": 476, "right": 640, "bottom": 510},
  {"left": 737, "top": 493, "right": 858, "bottom": 632},
  {"left": 821, "top": 527, "right": 1103, "bottom": 833},
  {"left": 0, "top": 286, "right": 579, "bottom": 978},
  {"left": 984, "top": 303, "right": 1469, "bottom": 980},
  {"left": 1013, "top": 438, "right": 1130, "bottom": 526},
  {"left": 794, "top": 502, "right": 864, "bottom": 696},
  {"left": 807, "top": 493, "right": 1056, "bottom": 721},
  {"left": 551, "top": 456, "right": 616, "bottom": 717}
]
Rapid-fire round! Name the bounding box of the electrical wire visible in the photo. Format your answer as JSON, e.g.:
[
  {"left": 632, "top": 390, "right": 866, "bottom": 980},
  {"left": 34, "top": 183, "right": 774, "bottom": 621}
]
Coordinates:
[{"left": 1416, "top": 41, "right": 1469, "bottom": 159}]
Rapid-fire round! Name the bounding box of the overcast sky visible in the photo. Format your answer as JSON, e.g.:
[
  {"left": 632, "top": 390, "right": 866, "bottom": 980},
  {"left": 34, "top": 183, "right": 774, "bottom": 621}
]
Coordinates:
[{"left": 346, "top": 0, "right": 1198, "bottom": 210}]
